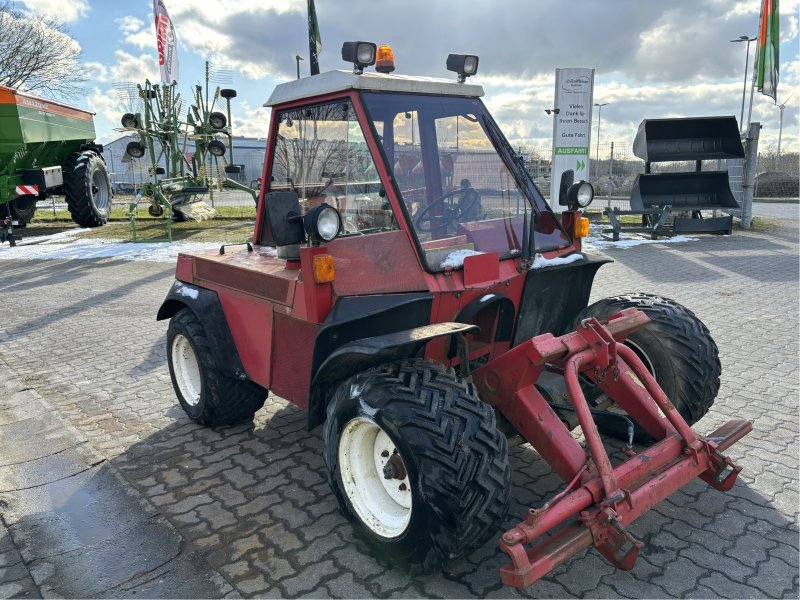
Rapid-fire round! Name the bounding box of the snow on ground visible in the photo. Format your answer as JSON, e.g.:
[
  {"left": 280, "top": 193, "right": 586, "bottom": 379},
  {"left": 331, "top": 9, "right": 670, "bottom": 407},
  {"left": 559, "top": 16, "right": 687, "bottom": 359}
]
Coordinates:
[
  {"left": 0, "top": 228, "right": 219, "bottom": 263},
  {"left": 583, "top": 223, "right": 698, "bottom": 250},
  {"left": 1, "top": 222, "right": 705, "bottom": 265}
]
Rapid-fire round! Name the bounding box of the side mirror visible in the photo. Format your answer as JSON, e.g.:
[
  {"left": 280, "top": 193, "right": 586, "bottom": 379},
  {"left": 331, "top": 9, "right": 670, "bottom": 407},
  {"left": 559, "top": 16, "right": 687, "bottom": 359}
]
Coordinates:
[{"left": 261, "top": 191, "right": 305, "bottom": 249}]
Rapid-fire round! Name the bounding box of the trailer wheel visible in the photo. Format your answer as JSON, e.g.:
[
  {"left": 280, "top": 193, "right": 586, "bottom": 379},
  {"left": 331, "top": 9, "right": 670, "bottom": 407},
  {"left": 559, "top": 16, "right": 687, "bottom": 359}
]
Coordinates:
[
  {"left": 167, "top": 308, "right": 267, "bottom": 426},
  {"left": 323, "top": 360, "right": 511, "bottom": 573},
  {"left": 575, "top": 293, "right": 720, "bottom": 440},
  {"left": 63, "top": 151, "right": 112, "bottom": 227},
  {"left": 9, "top": 196, "right": 37, "bottom": 227}
]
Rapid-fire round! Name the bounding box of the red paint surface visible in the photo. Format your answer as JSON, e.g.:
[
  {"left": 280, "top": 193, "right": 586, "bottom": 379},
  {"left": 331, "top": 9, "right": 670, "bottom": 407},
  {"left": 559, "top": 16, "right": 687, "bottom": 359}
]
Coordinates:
[
  {"left": 327, "top": 229, "right": 427, "bottom": 296},
  {"left": 269, "top": 314, "right": 319, "bottom": 409},
  {"left": 217, "top": 289, "right": 273, "bottom": 388}
]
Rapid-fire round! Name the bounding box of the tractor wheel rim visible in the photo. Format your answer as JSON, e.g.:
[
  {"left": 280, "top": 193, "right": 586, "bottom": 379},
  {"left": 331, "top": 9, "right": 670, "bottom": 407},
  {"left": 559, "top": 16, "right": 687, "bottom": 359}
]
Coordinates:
[
  {"left": 92, "top": 169, "right": 110, "bottom": 210},
  {"left": 338, "top": 417, "right": 412, "bottom": 538},
  {"left": 625, "top": 339, "right": 657, "bottom": 379},
  {"left": 172, "top": 334, "right": 202, "bottom": 406}
]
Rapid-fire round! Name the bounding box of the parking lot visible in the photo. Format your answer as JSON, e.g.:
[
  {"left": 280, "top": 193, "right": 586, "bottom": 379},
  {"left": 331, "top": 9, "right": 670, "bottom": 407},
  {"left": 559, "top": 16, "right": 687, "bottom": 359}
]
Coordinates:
[{"left": 0, "top": 215, "right": 797, "bottom": 598}]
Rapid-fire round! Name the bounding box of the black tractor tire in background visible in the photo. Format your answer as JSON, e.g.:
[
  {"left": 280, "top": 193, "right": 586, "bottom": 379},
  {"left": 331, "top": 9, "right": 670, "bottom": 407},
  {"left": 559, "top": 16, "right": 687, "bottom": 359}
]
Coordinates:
[
  {"left": 574, "top": 293, "right": 720, "bottom": 440},
  {"left": 323, "top": 360, "right": 511, "bottom": 574},
  {"left": 63, "top": 151, "right": 112, "bottom": 227},
  {"left": 9, "top": 196, "right": 37, "bottom": 227},
  {"left": 167, "top": 308, "right": 267, "bottom": 426}
]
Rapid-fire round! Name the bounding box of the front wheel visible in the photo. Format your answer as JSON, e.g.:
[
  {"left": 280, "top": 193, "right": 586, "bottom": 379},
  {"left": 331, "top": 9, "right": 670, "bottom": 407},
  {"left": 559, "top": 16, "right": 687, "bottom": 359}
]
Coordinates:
[
  {"left": 575, "top": 293, "right": 720, "bottom": 439},
  {"left": 323, "top": 360, "right": 511, "bottom": 573},
  {"left": 167, "top": 308, "right": 267, "bottom": 426}
]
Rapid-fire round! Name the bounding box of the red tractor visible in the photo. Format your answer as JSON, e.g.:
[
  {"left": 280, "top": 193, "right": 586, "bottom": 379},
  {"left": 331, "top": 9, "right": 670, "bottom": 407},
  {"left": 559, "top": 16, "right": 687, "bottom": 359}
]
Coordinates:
[{"left": 157, "top": 44, "right": 750, "bottom": 588}]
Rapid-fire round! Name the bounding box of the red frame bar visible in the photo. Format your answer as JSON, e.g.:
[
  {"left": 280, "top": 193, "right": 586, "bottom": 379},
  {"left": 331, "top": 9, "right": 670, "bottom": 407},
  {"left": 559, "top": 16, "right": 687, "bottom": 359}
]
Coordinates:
[{"left": 477, "top": 309, "right": 751, "bottom": 589}]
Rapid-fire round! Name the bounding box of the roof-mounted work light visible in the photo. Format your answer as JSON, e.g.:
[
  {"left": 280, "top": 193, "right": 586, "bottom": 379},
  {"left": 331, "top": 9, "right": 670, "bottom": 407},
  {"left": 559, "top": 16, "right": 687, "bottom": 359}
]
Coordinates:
[
  {"left": 341, "top": 41, "right": 377, "bottom": 75},
  {"left": 446, "top": 53, "right": 479, "bottom": 82}
]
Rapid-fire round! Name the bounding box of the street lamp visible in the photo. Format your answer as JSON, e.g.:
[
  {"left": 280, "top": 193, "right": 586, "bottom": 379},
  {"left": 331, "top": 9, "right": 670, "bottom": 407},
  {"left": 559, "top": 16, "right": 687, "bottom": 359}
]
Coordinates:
[
  {"left": 593, "top": 102, "right": 608, "bottom": 178},
  {"left": 730, "top": 35, "right": 756, "bottom": 128},
  {"left": 295, "top": 54, "right": 304, "bottom": 80}
]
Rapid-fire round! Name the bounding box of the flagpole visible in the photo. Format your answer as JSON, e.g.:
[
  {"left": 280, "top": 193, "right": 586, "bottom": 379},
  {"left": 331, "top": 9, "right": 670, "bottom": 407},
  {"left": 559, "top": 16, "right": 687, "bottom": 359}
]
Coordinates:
[{"left": 747, "top": 0, "right": 765, "bottom": 131}]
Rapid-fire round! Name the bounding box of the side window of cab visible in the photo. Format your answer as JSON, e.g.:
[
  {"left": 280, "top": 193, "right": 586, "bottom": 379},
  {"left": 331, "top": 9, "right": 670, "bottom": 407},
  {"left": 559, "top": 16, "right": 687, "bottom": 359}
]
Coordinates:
[{"left": 267, "top": 100, "right": 398, "bottom": 236}]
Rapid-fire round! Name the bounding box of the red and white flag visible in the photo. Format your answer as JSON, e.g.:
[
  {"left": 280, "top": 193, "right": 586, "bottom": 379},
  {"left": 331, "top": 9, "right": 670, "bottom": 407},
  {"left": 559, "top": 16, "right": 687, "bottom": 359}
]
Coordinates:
[{"left": 154, "top": 0, "right": 179, "bottom": 84}]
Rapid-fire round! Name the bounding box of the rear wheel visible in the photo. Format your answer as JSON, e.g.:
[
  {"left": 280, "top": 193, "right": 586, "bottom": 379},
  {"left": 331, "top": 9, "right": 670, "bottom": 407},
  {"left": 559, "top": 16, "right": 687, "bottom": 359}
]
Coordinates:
[
  {"left": 9, "top": 196, "right": 37, "bottom": 227},
  {"left": 575, "top": 293, "right": 720, "bottom": 439},
  {"left": 63, "top": 151, "right": 112, "bottom": 227},
  {"left": 167, "top": 308, "right": 267, "bottom": 426},
  {"left": 323, "top": 360, "right": 511, "bottom": 573}
]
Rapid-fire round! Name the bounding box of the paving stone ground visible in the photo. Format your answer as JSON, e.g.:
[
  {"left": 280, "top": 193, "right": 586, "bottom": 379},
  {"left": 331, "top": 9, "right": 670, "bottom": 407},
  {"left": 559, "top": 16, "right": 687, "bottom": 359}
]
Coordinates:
[{"left": 0, "top": 219, "right": 797, "bottom": 598}]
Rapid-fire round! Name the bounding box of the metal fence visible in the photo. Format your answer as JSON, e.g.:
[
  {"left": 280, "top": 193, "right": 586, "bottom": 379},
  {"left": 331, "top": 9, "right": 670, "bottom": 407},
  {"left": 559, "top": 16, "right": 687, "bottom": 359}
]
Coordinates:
[
  {"left": 98, "top": 140, "right": 797, "bottom": 214},
  {"left": 518, "top": 142, "right": 799, "bottom": 209}
]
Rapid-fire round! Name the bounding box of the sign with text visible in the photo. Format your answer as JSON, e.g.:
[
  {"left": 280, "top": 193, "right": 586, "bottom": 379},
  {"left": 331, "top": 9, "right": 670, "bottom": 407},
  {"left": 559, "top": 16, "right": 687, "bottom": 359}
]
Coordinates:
[{"left": 549, "top": 68, "right": 594, "bottom": 211}]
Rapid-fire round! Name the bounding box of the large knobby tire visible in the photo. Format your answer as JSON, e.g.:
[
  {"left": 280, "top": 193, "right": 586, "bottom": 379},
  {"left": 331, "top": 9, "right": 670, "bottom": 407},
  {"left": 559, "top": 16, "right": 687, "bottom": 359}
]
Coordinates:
[
  {"left": 9, "top": 196, "right": 37, "bottom": 227},
  {"left": 63, "top": 151, "right": 112, "bottom": 227},
  {"left": 575, "top": 293, "right": 720, "bottom": 439},
  {"left": 167, "top": 308, "right": 267, "bottom": 426},
  {"left": 323, "top": 360, "right": 511, "bottom": 574}
]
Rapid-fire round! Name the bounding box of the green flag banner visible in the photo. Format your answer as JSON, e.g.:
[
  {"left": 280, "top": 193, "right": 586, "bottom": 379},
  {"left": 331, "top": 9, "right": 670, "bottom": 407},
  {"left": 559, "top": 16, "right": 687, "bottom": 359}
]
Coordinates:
[
  {"left": 756, "top": 0, "right": 779, "bottom": 101},
  {"left": 308, "top": 0, "right": 322, "bottom": 75}
]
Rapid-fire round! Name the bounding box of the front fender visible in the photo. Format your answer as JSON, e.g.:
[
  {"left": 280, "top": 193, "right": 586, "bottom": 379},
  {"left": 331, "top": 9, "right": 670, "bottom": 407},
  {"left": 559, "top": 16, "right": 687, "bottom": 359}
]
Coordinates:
[
  {"left": 307, "top": 322, "right": 478, "bottom": 430},
  {"left": 157, "top": 280, "right": 248, "bottom": 381}
]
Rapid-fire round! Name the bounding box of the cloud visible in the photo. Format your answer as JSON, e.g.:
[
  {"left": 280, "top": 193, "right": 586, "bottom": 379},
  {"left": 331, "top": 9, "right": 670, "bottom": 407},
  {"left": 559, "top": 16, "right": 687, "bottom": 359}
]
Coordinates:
[
  {"left": 21, "top": 0, "right": 88, "bottom": 22},
  {"left": 116, "top": 15, "right": 156, "bottom": 49}
]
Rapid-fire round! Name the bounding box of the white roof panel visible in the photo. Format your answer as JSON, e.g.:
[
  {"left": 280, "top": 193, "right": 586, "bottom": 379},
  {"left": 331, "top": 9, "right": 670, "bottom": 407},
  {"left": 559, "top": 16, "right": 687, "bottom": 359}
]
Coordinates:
[{"left": 265, "top": 70, "right": 484, "bottom": 107}]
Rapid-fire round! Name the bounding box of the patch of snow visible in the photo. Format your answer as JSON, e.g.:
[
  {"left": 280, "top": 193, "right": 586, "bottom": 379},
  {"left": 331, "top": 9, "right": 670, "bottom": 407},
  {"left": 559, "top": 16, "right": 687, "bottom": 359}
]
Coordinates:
[
  {"left": 0, "top": 232, "right": 218, "bottom": 263},
  {"left": 530, "top": 253, "right": 585, "bottom": 270},
  {"left": 585, "top": 235, "right": 698, "bottom": 250},
  {"left": 176, "top": 283, "right": 199, "bottom": 300},
  {"left": 440, "top": 249, "right": 484, "bottom": 269}
]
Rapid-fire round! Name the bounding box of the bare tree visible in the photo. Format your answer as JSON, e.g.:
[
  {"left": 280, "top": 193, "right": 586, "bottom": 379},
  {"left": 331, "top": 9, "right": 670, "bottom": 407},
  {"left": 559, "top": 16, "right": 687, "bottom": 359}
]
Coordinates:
[{"left": 0, "top": 2, "right": 86, "bottom": 100}]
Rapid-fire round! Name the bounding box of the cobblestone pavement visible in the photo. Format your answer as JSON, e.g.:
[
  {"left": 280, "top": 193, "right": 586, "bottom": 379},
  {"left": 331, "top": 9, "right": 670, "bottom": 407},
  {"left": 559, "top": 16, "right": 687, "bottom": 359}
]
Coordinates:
[{"left": 0, "top": 220, "right": 797, "bottom": 598}]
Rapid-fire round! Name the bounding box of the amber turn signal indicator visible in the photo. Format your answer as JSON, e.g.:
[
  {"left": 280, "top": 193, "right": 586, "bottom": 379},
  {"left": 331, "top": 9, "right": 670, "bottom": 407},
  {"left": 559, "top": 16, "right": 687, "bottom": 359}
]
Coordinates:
[
  {"left": 575, "top": 217, "right": 590, "bottom": 238},
  {"left": 313, "top": 254, "right": 335, "bottom": 283}
]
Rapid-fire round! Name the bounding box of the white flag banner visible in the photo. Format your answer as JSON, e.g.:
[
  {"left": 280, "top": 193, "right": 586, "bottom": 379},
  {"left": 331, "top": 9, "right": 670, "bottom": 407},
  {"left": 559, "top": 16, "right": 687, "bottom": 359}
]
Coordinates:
[{"left": 154, "top": 0, "right": 179, "bottom": 84}]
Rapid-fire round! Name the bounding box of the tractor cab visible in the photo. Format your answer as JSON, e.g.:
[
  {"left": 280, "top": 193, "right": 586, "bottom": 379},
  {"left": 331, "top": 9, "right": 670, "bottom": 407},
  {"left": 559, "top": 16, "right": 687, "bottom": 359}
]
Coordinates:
[{"left": 257, "top": 47, "right": 585, "bottom": 274}]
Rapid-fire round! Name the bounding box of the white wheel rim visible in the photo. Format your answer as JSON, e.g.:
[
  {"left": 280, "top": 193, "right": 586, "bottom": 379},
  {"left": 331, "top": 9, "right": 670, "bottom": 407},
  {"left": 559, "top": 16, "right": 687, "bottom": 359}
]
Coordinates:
[
  {"left": 171, "top": 334, "right": 202, "bottom": 406},
  {"left": 338, "top": 417, "right": 412, "bottom": 538}
]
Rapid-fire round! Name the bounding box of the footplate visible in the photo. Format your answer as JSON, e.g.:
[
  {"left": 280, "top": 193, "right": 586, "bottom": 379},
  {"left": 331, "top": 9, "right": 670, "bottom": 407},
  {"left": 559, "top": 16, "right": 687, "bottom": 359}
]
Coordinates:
[{"left": 474, "top": 309, "right": 752, "bottom": 589}]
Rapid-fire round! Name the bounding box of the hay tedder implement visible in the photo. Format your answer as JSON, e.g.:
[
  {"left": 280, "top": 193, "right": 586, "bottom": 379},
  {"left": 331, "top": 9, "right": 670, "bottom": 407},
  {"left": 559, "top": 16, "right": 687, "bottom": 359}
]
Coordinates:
[
  {"left": 155, "top": 44, "right": 750, "bottom": 587},
  {"left": 120, "top": 63, "right": 256, "bottom": 241}
]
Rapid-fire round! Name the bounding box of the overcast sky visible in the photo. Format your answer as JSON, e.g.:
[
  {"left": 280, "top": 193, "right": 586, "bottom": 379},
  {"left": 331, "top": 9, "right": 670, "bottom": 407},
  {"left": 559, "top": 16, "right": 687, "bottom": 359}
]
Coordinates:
[{"left": 18, "top": 0, "right": 800, "bottom": 153}]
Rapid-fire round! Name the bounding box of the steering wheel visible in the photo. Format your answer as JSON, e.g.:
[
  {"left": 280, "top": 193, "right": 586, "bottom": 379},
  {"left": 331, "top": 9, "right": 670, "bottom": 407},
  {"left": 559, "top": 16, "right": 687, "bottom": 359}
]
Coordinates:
[{"left": 414, "top": 186, "right": 482, "bottom": 233}]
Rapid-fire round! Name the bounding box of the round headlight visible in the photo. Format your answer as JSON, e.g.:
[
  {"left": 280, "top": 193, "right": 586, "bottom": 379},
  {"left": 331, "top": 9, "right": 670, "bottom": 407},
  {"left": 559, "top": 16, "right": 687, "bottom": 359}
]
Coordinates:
[
  {"left": 576, "top": 181, "right": 593, "bottom": 207},
  {"left": 304, "top": 203, "right": 342, "bottom": 242},
  {"left": 316, "top": 206, "right": 341, "bottom": 241},
  {"left": 567, "top": 180, "right": 594, "bottom": 209}
]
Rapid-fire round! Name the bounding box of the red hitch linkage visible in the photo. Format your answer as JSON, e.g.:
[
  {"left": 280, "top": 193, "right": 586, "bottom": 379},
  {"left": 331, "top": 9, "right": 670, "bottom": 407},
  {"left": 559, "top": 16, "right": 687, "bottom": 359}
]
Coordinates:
[{"left": 470, "top": 308, "right": 751, "bottom": 589}]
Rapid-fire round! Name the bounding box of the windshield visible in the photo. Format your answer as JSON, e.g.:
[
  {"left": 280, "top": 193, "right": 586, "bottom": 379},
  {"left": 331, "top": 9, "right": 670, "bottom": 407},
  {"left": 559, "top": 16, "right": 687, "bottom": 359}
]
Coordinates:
[{"left": 361, "top": 92, "right": 570, "bottom": 271}]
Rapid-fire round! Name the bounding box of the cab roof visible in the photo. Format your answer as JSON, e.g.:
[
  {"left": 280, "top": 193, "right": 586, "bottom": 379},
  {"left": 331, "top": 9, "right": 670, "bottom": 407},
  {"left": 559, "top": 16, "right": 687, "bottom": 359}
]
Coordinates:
[{"left": 265, "top": 69, "right": 484, "bottom": 107}]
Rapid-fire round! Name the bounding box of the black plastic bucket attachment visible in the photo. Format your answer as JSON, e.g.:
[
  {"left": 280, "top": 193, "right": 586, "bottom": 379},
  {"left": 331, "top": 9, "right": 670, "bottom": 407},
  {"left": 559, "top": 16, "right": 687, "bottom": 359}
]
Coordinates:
[
  {"left": 632, "top": 116, "right": 745, "bottom": 162},
  {"left": 630, "top": 171, "right": 740, "bottom": 211}
]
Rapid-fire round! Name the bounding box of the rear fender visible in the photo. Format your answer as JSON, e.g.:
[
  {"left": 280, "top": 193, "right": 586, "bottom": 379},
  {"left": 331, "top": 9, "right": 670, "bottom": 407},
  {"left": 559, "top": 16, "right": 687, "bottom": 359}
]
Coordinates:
[
  {"left": 156, "top": 280, "right": 248, "bottom": 380},
  {"left": 307, "top": 322, "right": 478, "bottom": 430}
]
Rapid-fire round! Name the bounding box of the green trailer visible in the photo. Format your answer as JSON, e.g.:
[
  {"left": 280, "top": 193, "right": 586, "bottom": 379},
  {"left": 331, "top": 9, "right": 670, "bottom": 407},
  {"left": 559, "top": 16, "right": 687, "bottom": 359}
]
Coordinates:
[{"left": 0, "top": 85, "right": 111, "bottom": 245}]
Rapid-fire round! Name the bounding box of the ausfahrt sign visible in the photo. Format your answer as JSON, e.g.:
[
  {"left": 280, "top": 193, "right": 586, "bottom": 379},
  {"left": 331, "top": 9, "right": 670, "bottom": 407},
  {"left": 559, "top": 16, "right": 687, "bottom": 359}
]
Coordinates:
[{"left": 549, "top": 68, "right": 594, "bottom": 211}]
